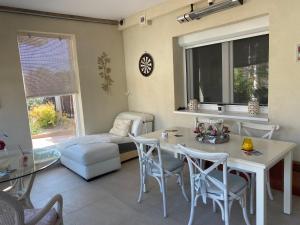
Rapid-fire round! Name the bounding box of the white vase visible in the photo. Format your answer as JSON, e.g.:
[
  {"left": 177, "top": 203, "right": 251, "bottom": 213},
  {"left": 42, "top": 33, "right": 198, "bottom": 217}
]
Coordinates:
[
  {"left": 188, "top": 99, "right": 198, "bottom": 111},
  {"left": 248, "top": 98, "right": 260, "bottom": 115}
]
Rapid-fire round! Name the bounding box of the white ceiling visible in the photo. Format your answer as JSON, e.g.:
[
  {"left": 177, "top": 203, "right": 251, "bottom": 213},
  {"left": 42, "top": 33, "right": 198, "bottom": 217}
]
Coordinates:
[{"left": 0, "top": 0, "right": 167, "bottom": 20}]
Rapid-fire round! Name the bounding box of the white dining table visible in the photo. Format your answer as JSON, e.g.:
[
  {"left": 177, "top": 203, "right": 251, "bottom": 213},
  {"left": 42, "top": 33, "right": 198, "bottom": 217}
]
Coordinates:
[{"left": 142, "top": 127, "right": 296, "bottom": 225}]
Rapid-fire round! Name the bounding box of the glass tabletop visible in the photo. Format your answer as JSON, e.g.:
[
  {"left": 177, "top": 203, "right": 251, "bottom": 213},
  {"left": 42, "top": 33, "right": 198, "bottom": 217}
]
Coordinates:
[{"left": 0, "top": 147, "right": 61, "bottom": 183}]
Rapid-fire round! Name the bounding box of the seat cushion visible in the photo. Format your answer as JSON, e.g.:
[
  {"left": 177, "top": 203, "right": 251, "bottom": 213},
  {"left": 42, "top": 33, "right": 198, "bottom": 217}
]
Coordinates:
[
  {"left": 207, "top": 170, "right": 247, "bottom": 195},
  {"left": 25, "top": 208, "right": 58, "bottom": 225},
  {"left": 151, "top": 152, "right": 184, "bottom": 173},
  {"left": 60, "top": 142, "right": 119, "bottom": 166}
]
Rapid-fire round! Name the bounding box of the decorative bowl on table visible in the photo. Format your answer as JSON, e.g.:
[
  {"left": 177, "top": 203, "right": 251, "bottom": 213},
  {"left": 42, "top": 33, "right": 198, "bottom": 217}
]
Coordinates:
[{"left": 194, "top": 118, "right": 230, "bottom": 144}]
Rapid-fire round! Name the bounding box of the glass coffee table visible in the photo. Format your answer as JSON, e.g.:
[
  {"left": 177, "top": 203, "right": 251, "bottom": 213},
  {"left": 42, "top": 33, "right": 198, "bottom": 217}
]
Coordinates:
[{"left": 0, "top": 147, "right": 61, "bottom": 208}]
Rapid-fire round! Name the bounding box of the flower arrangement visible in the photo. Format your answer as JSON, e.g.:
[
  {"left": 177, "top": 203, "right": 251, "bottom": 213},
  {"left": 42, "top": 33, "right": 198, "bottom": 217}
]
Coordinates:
[{"left": 194, "top": 119, "right": 230, "bottom": 144}]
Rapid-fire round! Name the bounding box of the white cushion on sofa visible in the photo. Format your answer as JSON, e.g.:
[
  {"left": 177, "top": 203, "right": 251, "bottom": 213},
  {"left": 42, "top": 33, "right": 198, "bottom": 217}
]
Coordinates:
[{"left": 109, "top": 119, "right": 132, "bottom": 137}]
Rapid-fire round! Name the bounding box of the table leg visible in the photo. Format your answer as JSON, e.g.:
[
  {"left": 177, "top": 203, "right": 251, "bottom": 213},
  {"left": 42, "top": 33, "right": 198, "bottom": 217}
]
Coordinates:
[
  {"left": 284, "top": 151, "right": 293, "bottom": 214},
  {"left": 256, "top": 168, "right": 266, "bottom": 225},
  {"left": 18, "top": 174, "right": 36, "bottom": 209}
]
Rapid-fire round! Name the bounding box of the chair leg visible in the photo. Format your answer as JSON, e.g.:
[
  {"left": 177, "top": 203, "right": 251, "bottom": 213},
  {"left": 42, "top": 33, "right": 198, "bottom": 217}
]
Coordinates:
[
  {"left": 224, "top": 199, "right": 229, "bottom": 225},
  {"left": 143, "top": 166, "right": 148, "bottom": 193},
  {"left": 241, "top": 192, "right": 251, "bottom": 225},
  {"left": 266, "top": 171, "right": 274, "bottom": 201},
  {"left": 179, "top": 171, "right": 189, "bottom": 202},
  {"left": 161, "top": 176, "right": 167, "bottom": 218},
  {"left": 188, "top": 180, "right": 195, "bottom": 225},
  {"left": 213, "top": 200, "right": 217, "bottom": 213},
  {"left": 250, "top": 173, "right": 255, "bottom": 215},
  {"left": 138, "top": 166, "right": 144, "bottom": 203}
]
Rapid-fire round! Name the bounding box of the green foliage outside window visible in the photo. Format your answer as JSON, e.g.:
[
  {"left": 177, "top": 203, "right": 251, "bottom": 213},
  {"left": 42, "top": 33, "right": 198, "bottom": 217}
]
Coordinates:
[
  {"left": 29, "top": 103, "right": 57, "bottom": 133},
  {"left": 233, "top": 63, "right": 268, "bottom": 105}
]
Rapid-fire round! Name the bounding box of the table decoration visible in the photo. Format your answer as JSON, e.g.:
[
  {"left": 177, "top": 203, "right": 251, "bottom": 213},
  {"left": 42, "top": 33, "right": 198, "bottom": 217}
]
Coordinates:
[
  {"left": 194, "top": 118, "right": 230, "bottom": 144},
  {"left": 241, "top": 138, "right": 254, "bottom": 151}
]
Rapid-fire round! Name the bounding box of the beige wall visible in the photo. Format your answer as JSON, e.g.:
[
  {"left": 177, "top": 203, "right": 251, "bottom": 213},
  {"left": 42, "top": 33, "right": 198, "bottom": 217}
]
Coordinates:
[
  {"left": 0, "top": 12, "right": 128, "bottom": 149},
  {"left": 122, "top": 0, "right": 300, "bottom": 160}
]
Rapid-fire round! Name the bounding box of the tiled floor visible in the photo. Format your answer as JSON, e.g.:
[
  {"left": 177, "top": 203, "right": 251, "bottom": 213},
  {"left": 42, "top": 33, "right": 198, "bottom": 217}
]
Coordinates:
[{"left": 30, "top": 160, "right": 300, "bottom": 225}]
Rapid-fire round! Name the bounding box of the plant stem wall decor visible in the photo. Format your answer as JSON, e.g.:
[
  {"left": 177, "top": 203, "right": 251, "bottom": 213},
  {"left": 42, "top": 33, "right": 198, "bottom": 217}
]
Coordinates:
[{"left": 98, "top": 52, "right": 113, "bottom": 93}]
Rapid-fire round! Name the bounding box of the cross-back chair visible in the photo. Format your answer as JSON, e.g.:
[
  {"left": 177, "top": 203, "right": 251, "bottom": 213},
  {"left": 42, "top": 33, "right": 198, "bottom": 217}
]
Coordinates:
[
  {"left": 178, "top": 145, "right": 250, "bottom": 225},
  {"left": 129, "top": 134, "right": 189, "bottom": 218},
  {"left": 231, "top": 121, "right": 280, "bottom": 214}
]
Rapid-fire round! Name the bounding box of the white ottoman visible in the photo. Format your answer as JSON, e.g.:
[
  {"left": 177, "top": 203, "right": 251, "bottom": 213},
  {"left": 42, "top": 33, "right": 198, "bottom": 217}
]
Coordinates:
[{"left": 60, "top": 142, "right": 121, "bottom": 180}]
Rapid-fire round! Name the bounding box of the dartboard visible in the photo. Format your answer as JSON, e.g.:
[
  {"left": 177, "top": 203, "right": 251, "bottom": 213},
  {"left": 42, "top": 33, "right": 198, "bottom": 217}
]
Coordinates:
[{"left": 139, "top": 53, "right": 154, "bottom": 77}]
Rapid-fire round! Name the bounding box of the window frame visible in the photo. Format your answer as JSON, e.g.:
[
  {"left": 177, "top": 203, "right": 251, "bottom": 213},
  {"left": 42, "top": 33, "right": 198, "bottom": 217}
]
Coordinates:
[
  {"left": 183, "top": 31, "right": 269, "bottom": 113},
  {"left": 17, "top": 30, "right": 86, "bottom": 136}
]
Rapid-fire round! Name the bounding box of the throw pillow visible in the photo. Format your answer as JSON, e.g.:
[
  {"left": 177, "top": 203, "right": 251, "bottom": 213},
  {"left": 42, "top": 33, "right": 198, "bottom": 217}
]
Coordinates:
[{"left": 109, "top": 119, "right": 132, "bottom": 137}]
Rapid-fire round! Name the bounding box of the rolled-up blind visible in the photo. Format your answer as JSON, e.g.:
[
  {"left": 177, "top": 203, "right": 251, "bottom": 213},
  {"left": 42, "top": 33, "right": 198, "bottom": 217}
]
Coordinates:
[{"left": 17, "top": 33, "right": 78, "bottom": 98}]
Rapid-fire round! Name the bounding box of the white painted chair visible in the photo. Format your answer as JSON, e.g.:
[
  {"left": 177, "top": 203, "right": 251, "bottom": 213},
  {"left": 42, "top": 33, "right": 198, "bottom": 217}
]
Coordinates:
[
  {"left": 129, "top": 134, "right": 189, "bottom": 218},
  {"left": 178, "top": 145, "right": 250, "bottom": 225},
  {"left": 231, "top": 121, "right": 279, "bottom": 214},
  {"left": 0, "top": 190, "right": 63, "bottom": 225}
]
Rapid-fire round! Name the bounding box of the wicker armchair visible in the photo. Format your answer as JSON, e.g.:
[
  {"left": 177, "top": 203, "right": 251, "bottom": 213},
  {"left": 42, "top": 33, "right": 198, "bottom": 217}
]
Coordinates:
[{"left": 0, "top": 191, "right": 63, "bottom": 225}]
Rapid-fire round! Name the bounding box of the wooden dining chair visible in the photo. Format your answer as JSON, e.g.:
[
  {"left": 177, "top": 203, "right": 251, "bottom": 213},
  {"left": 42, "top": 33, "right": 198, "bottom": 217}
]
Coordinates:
[
  {"left": 178, "top": 144, "right": 250, "bottom": 225},
  {"left": 232, "top": 121, "right": 280, "bottom": 214},
  {"left": 129, "top": 134, "right": 189, "bottom": 218},
  {"left": 0, "top": 190, "right": 63, "bottom": 225}
]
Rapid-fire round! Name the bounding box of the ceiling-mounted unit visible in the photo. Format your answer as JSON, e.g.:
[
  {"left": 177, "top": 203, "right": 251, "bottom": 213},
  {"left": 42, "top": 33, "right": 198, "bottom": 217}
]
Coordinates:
[{"left": 177, "top": 0, "right": 244, "bottom": 23}]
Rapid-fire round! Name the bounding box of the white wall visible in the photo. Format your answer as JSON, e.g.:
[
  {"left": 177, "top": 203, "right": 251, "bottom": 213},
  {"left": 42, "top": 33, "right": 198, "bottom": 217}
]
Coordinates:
[
  {"left": 122, "top": 0, "right": 300, "bottom": 161},
  {"left": 0, "top": 12, "right": 128, "bottom": 149}
]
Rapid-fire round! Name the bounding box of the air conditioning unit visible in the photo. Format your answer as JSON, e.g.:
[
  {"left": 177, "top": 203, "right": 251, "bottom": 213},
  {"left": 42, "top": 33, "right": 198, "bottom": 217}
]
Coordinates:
[{"left": 177, "top": 0, "right": 244, "bottom": 23}]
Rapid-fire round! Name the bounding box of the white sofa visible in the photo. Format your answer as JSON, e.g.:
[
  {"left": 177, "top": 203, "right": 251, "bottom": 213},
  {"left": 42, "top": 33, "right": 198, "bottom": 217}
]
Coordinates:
[{"left": 59, "top": 111, "right": 154, "bottom": 180}]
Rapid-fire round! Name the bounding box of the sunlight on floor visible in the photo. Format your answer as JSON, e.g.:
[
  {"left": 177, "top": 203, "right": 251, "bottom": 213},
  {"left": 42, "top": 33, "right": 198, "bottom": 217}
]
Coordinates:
[{"left": 32, "top": 135, "right": 74, "bottom": 149}]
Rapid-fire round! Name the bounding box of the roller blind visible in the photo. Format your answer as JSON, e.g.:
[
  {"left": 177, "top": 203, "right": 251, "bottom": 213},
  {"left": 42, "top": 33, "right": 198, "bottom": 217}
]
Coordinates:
[{"left": 17, "top": 33, "right": 78, "bottom": 98}]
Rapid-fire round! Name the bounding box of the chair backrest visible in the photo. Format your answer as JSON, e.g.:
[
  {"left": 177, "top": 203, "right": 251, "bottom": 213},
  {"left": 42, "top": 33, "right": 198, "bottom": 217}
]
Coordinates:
[
  {"left": 129, "top": 134, "right": 163, "bottom": 174},
  {"left": 238, "top": 122, "right": 280, "bottom": 139},
  {"left": 178, "top": 145, "right": 229, "bottom": 203},
  {"left": 0, "top": 191, "right": 24, "bottom": 225}
]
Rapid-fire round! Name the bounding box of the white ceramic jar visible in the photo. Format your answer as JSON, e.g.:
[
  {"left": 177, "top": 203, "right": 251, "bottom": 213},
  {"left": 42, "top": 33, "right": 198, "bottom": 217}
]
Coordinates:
[
  {"left": 188, "top": 99, "right": 198, "bottom": 111},
  {"left": 248, "top": 98, "right": 260, "bottom": 115}
]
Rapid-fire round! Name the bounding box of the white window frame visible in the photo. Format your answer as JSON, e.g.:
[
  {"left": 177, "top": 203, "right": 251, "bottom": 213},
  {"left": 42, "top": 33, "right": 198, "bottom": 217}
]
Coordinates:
[
  {"left": 179, "top": 16, "right": 269, "bottom": 114},
  {"left": 18, "top": 30, "right": 85, "bottom": 136}
]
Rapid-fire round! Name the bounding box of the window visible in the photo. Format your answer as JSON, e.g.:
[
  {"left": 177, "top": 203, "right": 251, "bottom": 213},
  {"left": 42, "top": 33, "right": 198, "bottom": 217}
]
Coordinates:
[
  {"left": 17, "top": 33, "right": 83, "bottom": 148},
  {"left": 185, "top": 34, "right": 269, "bottom": 106}
]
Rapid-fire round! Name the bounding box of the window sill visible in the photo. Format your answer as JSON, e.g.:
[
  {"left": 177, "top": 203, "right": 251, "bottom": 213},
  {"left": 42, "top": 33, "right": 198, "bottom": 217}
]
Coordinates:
[{"left": 174, "top": 109, "right": 268, "bottom": 122}]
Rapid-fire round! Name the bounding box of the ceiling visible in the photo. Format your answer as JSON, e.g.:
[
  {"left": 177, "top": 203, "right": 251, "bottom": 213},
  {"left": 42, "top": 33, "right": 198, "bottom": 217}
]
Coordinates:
[{"left": 0, "top": 0, "right": 168, "bottom": 20}]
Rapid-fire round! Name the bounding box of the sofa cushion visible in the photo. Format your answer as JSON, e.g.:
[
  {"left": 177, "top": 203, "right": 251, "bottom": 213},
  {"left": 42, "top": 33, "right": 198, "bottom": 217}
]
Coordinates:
[
  {"left": 25, "top": 208, "right": 58, "bottom": 225},
  {"left": 109, "top": 118, "right": 132, "bottom": 137},
  {"left": 60, "top": 143, "right": 119, "bottom": 166}
]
